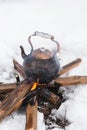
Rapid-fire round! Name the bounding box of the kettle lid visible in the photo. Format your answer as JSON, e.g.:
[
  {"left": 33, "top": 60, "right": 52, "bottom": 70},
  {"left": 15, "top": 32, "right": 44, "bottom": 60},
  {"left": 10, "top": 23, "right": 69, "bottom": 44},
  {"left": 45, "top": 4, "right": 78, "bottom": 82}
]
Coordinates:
[{"left": 32, "top": 47, "right": 52, "bottom": 60}]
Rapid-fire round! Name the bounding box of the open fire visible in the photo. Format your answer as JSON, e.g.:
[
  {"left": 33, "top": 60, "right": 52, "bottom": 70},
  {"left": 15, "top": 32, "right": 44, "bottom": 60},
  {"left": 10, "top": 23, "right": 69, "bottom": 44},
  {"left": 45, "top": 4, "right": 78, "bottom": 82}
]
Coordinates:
[{"left": 0, "top": 32, "right": 86, "bottom": 130}]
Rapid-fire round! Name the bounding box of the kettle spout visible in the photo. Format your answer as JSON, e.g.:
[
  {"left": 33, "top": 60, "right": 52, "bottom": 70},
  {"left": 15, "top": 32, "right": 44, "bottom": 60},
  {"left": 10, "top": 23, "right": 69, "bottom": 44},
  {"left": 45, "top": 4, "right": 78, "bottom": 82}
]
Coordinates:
[{"left": 20, "top": 45, "right": 28, "bottom": 59}]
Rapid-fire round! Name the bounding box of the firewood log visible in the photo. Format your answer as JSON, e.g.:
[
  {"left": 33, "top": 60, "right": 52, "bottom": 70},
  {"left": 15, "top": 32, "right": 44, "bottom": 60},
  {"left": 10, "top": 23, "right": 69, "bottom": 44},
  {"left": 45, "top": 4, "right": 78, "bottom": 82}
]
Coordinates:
[
  {"left": 40, "top": 88, "right": 60, "bottom": 105},
  {"left": 13, "top": 59, "right": 26, "bottom": 78},
  {"left": 0, "top": 83, "right": 16, "bottom": 94},
  {"left": 25, "top": 101, "right": 37, "bottom": 130},
  {"left": 0, "top": 80, "right": 33, "bottom": 122},
  {"left": 58, "top": 58, "right": 81, "bottom": 76},
  {"left": 54, "top": 76, "right": 87, "bottom": 86}
]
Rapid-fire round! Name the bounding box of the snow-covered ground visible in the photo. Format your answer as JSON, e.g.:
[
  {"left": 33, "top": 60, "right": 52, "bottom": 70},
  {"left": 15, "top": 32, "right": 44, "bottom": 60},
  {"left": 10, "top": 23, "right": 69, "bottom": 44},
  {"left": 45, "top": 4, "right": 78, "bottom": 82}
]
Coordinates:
[{"left": 0, "top": 0, "right": 87, "bottom": 130}]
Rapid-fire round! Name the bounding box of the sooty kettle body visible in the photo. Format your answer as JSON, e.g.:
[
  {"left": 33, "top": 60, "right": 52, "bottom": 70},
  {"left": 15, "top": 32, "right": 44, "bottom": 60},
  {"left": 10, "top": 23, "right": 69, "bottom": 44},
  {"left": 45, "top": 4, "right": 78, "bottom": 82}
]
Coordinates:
[{"left": 20, "top": 31, "right": 60, "bottom": 84}]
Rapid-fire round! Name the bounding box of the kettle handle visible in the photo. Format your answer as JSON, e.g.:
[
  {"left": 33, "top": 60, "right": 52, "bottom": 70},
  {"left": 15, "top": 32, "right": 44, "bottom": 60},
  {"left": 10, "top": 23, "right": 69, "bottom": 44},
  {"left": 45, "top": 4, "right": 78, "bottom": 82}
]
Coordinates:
[{"left": 28, "top": 31, "right": 60, "bottom": 55}]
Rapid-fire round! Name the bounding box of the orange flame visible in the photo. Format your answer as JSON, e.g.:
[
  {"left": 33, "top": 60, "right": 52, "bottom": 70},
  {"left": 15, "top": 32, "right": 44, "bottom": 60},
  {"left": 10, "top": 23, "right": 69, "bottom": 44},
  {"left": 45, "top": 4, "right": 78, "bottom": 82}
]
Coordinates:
[{"left": 31, "top": 82, "right": 38, "bottom": 91}]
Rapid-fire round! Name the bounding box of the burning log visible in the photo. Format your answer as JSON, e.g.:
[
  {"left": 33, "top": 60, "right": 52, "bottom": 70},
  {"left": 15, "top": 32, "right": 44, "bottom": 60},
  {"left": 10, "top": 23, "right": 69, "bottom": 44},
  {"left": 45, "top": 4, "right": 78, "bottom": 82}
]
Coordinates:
[
  {"left": 26, "top": 101, "right": 38, "bottom": 130},
  {"left": 40, "top": 88, "right": 60, "bottom": 105},
  {"left": 0, "top": 80, "right": 33, "bottom": 122}
]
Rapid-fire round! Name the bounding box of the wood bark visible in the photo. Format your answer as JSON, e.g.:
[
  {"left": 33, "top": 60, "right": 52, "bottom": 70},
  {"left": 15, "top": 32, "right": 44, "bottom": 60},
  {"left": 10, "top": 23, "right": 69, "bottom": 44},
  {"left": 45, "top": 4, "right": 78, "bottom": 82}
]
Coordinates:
[
  {"left": 25, "top": 101, "right": 37, "bottom": 130},
  {"left": 54, "top": 76, "right": 87, "bottom": 86},
  {"left": 58, "top": 58, "right": 81, "bottom": 76},
  {"left": 13, "top": 59, "right": 26, "bottom": 78},
  {"left": 0, "top": 83, "right": 16, "bottom": 94},
  {"left": 0, "top": 80, "right": 33, "bottom": 122}
]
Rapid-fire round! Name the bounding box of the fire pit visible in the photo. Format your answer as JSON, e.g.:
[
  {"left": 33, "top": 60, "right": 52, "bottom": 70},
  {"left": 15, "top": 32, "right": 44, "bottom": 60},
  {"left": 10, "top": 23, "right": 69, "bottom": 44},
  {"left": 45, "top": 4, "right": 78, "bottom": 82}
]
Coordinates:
[{"left": 0, "top": 32, "right": 87, "bottom": 130}]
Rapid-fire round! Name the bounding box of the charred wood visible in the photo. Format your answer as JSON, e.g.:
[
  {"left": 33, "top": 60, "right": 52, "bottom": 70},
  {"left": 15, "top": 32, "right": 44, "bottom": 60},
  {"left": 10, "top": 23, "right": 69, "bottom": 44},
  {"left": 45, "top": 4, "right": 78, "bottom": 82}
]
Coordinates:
[{"left": 39, "top": 88, "right": 60, "bottom": 105}]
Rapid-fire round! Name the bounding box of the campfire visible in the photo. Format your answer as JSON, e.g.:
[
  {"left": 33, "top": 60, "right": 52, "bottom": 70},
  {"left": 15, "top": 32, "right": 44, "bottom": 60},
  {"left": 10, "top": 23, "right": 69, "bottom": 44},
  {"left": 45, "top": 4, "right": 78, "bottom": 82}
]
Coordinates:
[{"left": 0, "top": 31, "right": 87, "bottom": 130}]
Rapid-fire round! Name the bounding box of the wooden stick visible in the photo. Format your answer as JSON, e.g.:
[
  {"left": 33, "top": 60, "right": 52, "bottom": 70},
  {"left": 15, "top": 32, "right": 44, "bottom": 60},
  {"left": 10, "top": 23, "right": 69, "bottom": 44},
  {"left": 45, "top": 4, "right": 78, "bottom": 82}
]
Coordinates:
[
  {"left": 58, "top": 58, "right": 81, "bottom": 76},
  {"left": 48, "top": 92, "right": 60, "bottom": 105},
  {"left": 54, "top": 76, "right": 87, "bottom": 86},
  {"left": 0, "top": 83, "right": 16, "bottom": 94},
  {"left": 0, "top": 80, "right": 33, "bottom": 122},
  {"left": 13, "top": 59, "right": 26, "bottom": 78},
  {"left": 25, "top": 101, "right": 37, "bottom": 130}
]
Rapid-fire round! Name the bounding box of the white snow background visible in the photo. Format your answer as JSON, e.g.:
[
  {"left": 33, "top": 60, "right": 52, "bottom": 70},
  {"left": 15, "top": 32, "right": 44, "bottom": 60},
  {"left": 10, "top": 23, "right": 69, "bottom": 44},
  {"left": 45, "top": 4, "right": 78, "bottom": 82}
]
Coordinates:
[{"left": 0, "top": 0, "right": 87, "bottom": 130}]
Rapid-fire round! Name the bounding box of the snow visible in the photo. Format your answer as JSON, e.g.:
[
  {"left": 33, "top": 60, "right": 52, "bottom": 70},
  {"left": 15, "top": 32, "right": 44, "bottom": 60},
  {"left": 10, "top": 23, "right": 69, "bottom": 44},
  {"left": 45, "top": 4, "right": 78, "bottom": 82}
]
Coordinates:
[{"left": 0, "top": 0, "right": 87, "bottom": 130}]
